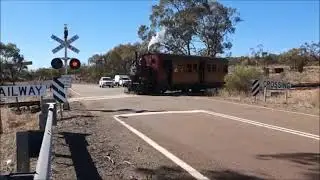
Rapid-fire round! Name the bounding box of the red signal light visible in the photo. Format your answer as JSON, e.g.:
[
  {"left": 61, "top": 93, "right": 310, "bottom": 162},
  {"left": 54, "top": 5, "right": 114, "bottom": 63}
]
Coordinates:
[{"left": 69, "top": 58, "right": 81, "bottom": 70}]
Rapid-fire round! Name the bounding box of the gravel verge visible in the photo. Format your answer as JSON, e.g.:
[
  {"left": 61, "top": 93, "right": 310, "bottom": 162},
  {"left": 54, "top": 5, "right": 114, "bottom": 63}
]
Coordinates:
[{"left": 52, "top": 100, "right": 193, "bottom": 180}]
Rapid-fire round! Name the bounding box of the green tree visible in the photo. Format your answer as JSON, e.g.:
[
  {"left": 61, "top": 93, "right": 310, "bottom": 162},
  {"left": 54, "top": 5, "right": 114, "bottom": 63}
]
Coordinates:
[
  {"left": 279, "top": 48, "right": 306, "bottom": 72},
  {"left": 224, "top": 65, "right": 262, "bottom": 94},
  {"left": 83, "top": 43, "right": 141, "bottom": 82},
  {"left": 195, "top": 0, "right": 242, "bottom": 56},
  {"left": 0, "top": 42, "right": 28, "bottom": 84},
  {"left": 300, "top": 41, "right": 320, "bottom": 64},
  {"left": 138, "top": 0, "right": 241, "bottom": 56}
]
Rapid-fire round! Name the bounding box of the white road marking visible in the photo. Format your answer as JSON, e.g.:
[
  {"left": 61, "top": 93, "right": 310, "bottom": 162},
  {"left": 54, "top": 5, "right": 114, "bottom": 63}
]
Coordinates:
[
  {"left": 118, "top": 110, "right": 319, "bottom": 140},
  {"left": 119, "top": 110, "right": 204, "bottom": 117},
  {"left": 201, "top": 110, "right": 319, "bottom": 140},
  {"left": 69, "top": 95, "right": 136, "bottom": 102},
  {"left": 114, "top": 111, "right": 209, "bottom": 180},
  {"left": 69, "top": 88, "right": 81, "bottom": 96},
  {"left": 197, "top": 97, "right": 319, "bottom": 118}
]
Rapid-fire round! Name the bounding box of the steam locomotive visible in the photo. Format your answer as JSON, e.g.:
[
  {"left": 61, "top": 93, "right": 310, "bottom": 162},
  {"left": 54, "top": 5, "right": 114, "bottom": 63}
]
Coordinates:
[{"left": 126, "top": 52, "right": 228, "bottom": 95}]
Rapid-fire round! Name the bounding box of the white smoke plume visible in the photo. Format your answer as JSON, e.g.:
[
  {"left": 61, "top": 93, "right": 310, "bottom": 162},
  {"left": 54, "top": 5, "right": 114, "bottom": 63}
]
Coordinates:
[{"left": 148, "top": 27, "right": 167, "bottom": 51}]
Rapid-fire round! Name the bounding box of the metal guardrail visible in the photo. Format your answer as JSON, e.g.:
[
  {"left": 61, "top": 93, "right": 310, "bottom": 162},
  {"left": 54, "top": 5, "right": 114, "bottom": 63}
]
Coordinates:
[{"left": 33, "top": 103, "right": 55, "bottom": 180}]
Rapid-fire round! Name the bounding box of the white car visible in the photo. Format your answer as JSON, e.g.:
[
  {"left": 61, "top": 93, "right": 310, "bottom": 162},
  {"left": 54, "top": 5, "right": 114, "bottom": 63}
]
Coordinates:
[
  {"left": 99, "top": 77, "right": 114, "bottom": 88},
  {"left": 114, "top": 75, "right": 130, "bottom": 86},
  {"left": 119, "top": 77, "right": 131, "bottom": 87}
]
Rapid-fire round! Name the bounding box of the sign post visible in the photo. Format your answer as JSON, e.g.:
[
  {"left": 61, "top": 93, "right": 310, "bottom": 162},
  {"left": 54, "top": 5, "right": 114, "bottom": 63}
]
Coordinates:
[{"left": 51, "top": 24, "right": 80, "bottom": 110}]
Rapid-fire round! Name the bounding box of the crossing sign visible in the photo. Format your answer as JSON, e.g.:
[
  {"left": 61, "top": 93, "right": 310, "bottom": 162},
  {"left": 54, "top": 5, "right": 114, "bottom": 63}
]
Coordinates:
[
  {"left": 51, "top": 34, "right": 80, "bottom": 54},
  {"left": 67, "top": 44, "right": 80, "bottom": 53},
  {"left": 51, "top": 35, "right": 64, "bottom": 45},
  {"left": 67, "top": 35, "right": 79, "bottom": 44},
  {"left": 52, "top": 44, "right": 64, "bottom": 54}
]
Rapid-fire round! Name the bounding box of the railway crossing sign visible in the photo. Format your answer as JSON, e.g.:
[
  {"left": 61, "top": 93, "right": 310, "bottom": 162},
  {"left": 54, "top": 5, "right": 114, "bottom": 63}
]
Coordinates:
[
  {"left": 51, "top": 34, "right": 80, "bottom": 54},
  {"left": 0, "top": 85, "right": 47, "bottom": 97},
  {"left": 262, "top": 80, "right": 291, "bottom": 90}
]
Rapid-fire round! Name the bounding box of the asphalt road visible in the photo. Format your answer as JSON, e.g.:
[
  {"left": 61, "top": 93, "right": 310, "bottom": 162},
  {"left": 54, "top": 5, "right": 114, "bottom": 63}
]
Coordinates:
[{"left": 64, "top": 84, "right": 319, "bottom": 180}]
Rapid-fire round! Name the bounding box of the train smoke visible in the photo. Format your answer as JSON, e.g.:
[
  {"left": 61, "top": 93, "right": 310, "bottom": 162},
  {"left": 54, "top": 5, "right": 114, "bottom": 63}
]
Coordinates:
[{"left": 148, "top": 27, "right": 167, "bottom": 51}]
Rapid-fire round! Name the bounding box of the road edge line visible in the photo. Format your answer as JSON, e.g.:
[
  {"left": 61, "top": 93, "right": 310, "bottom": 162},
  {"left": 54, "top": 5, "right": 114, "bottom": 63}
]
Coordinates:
[
  {"left": 113, "top": 113, "right": 209, "bottom": 180},
  {"left": 201, "top": 110, "right": 319, "bottom": 140}
]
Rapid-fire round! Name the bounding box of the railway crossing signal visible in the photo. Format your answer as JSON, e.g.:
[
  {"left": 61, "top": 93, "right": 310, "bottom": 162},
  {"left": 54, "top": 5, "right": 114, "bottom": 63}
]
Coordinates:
[
  {"left": 69, "top": 58, "right": 81, "bottom": 70},
  {"left": 51, "top": 58, "right": 63, "bottom": 69},
  {"left": 50, "top": 24, "right": 81, "bottom": 110},
  {"left": 50, "top": 24, "right": 81, "bottom": 72}
]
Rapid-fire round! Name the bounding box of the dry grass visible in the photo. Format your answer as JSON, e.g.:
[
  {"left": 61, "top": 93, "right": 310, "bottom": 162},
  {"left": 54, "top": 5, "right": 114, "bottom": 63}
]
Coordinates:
[
  {"left": 0, "top": 107, "right": 39, "bottom": 173},
  {"left": 267, "top": 66, "right": 319, "bottom": 83},
  {"left": 220, "top": 65, "right": 319, "bottom": 115},
  {"left": 288, "top": 89, "right": 320, "bottom": 109},
  {"left": 217, "top": 88, "right": 319, "bottom": 115},
  {"left": 228, "top": 65, "right": 319, "bottom": 84}
]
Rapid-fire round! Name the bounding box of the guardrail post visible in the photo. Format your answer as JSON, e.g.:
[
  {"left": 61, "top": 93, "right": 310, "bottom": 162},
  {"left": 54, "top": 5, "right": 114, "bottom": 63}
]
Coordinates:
[
  {"left": 16, "top": 130, "right": 44, "bottom": 174},
  {"left": 39, "top": 99, "right": 57, "bottom": 130},
  {"left": 16, "top": 131, "right": 30, "bottom": 173}
]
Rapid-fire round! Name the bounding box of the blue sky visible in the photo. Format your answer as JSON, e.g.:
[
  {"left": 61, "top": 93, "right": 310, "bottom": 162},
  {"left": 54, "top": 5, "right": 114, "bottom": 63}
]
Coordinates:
[{"left": 1, "top": 0, "right": 319, "bottom": 69}]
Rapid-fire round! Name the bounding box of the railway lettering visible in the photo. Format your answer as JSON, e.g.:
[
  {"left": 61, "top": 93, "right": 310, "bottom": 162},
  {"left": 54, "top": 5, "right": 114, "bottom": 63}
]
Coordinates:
[{"left": 0, "top": 85, "right": 46, "bottom": 97}]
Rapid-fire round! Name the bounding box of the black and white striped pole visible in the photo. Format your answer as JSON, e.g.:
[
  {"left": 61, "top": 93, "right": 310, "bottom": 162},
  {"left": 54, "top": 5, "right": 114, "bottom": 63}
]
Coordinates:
[{"left": 251, "top": 79, "right": 260, "bottom": 102}]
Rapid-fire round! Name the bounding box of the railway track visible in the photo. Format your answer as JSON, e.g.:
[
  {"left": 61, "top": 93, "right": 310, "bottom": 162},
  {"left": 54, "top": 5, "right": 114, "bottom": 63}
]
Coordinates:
[
  {"left": 290, "top": 82, "right": 320, "bottom": 90},
  {"left": 0, "top": 100, "right": 40, "bottom": 107}
]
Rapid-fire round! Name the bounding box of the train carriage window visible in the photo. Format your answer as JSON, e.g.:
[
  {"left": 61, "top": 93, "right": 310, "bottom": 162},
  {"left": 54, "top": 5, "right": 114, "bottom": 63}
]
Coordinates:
[
  {"left": 193, "top": 64, "right": 198, "bottom": 72},
  {"left": 212, "top": 64, "right": 217, "bottom": 72},
  {"left": 207, "top": 64, "right": 211, "bottom": 72},
  {"left": 178, "top": 64, "right": 184, "bottom": 72},
  {"left": 187, "top": 64, "right": 192, "bottom": 72},
  {"left": 174, "top": 64, "right": 178, "bottom": 72}
]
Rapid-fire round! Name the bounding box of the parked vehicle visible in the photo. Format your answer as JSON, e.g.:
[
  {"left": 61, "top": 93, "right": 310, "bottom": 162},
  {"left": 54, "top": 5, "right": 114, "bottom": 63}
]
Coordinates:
[
  {"left": 126, "top": 52, "right": 228, "bottom": 94},
  {"left": 119, "top": 77, "right": 131, "bottom": 87},
  {"left": 99, "top": 77, "right": 114, "bottom": 88},
  {"left": 114, "top": 75, "right": 131, "bottom": 87}
]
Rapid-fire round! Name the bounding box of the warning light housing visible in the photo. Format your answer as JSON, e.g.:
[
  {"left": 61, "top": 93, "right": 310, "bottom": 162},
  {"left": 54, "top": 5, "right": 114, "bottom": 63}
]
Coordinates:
[
  {"left": 51, "top": 58, "right": 63, "bottom": 69},
  {"left": 69, "top": 58, "right": 81, "bottom": 70}
]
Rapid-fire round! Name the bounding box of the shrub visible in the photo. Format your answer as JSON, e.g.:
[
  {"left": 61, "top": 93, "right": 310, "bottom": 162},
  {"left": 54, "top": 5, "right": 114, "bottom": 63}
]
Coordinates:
[{"left": 224, "top": 65, "right": 262, "bottom": 94}]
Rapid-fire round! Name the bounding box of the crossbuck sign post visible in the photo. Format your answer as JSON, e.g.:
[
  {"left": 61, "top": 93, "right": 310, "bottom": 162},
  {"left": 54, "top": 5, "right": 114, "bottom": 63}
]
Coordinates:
[
  {"left": 51, "top": 24, "right": 80, "bottom": 75},
  {"left": 51, "top": 24, "right": 80, "bottom": 110}
]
